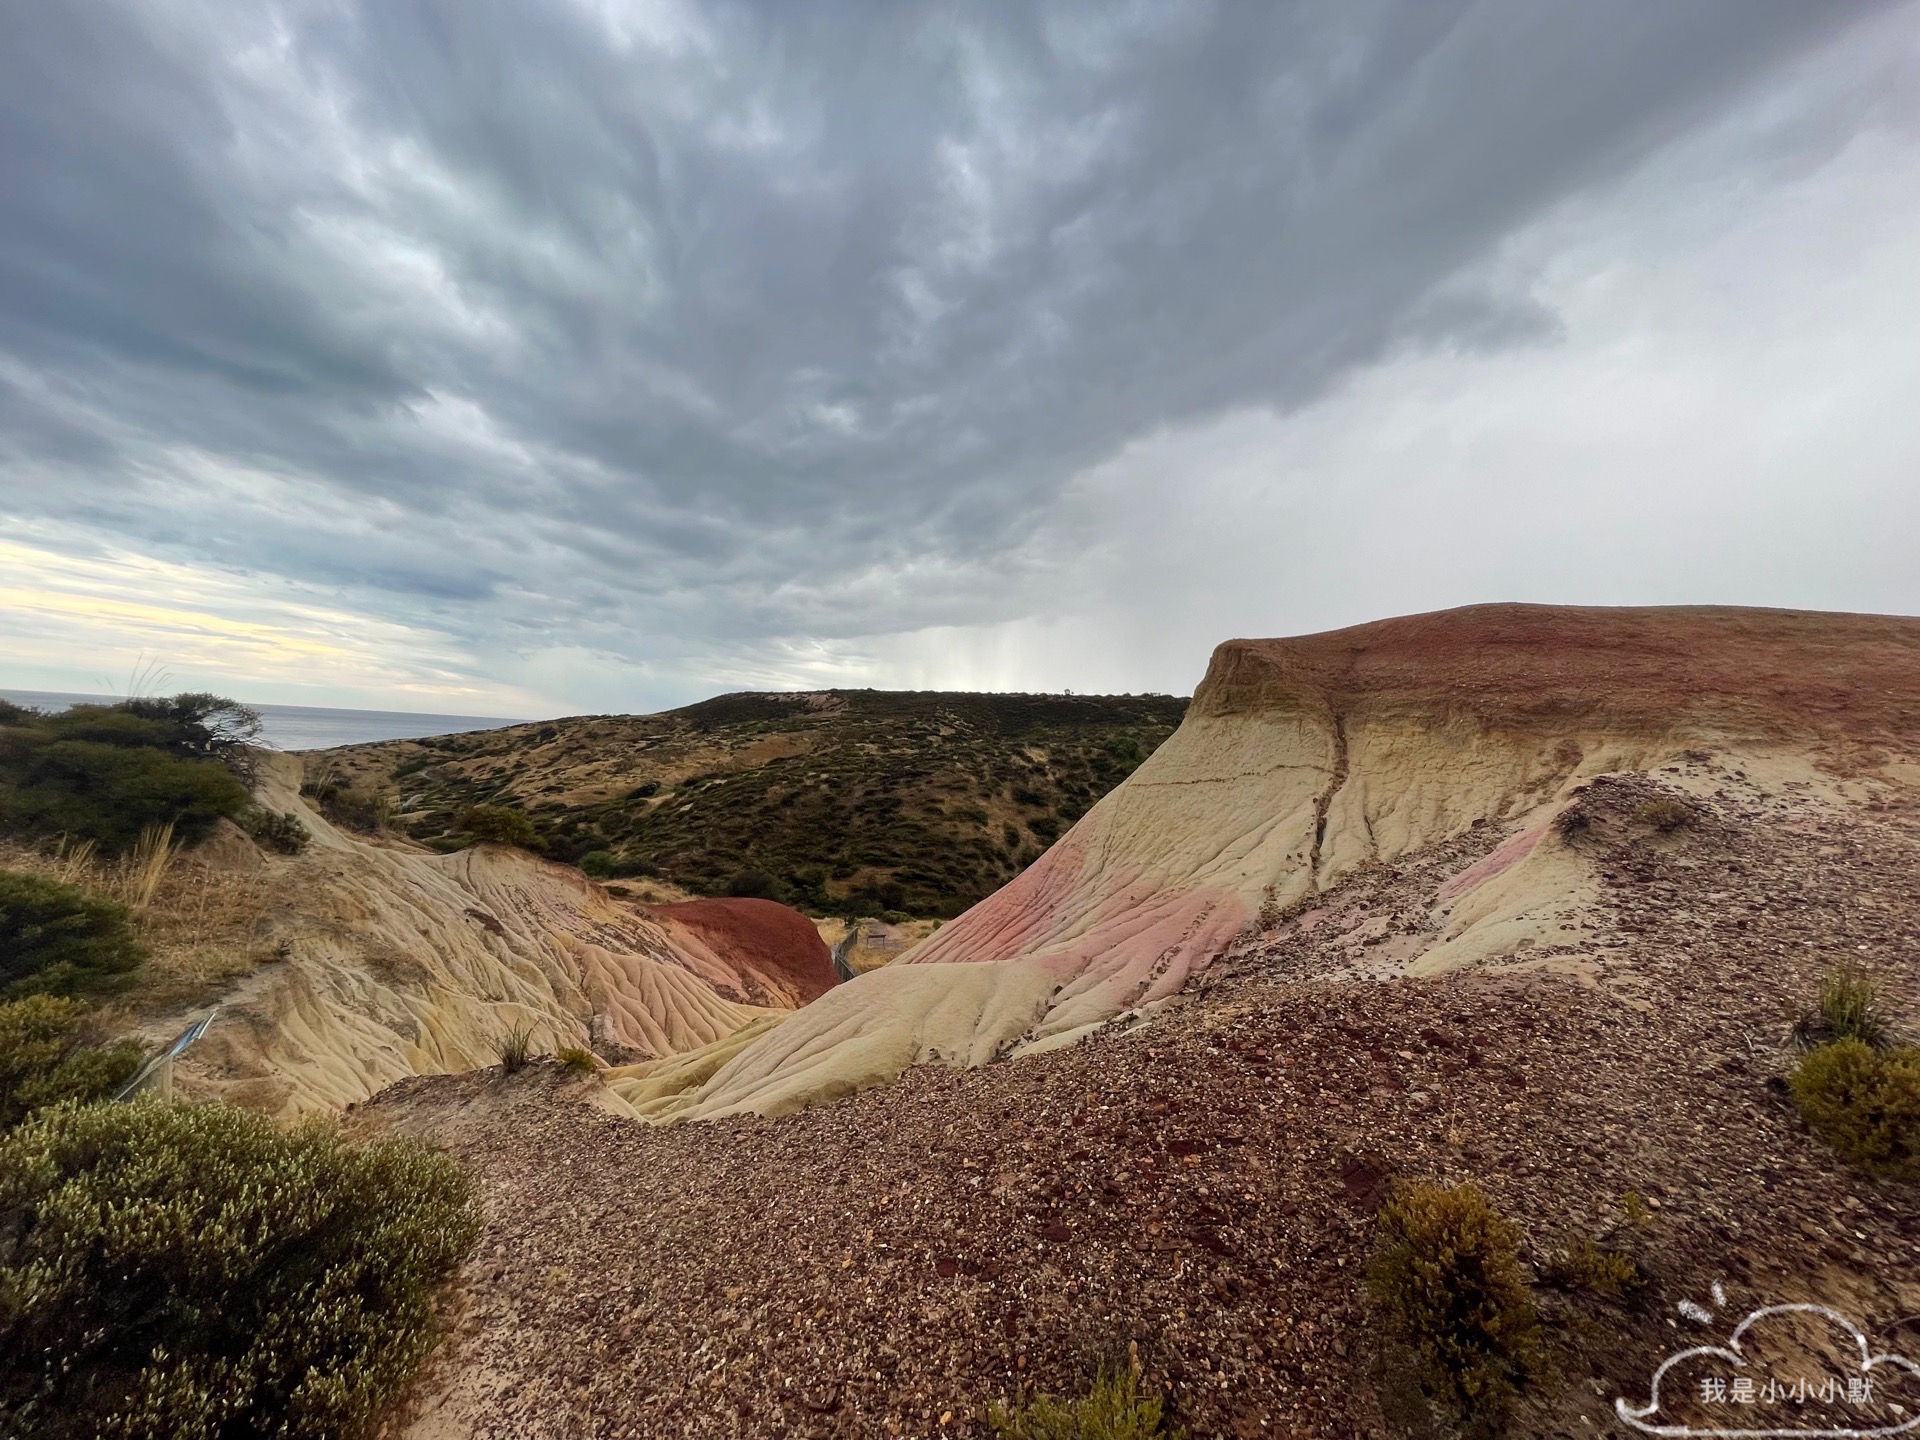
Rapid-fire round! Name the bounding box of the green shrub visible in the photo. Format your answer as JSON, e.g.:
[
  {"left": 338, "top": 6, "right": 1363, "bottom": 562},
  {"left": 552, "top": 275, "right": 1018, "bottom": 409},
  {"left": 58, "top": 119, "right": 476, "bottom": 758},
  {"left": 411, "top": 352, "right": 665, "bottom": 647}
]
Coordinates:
[
  {"left": 556, "top": 1046, "right": 598, "bottom": 1075},
  {"left": 0, "top": 740, "right": 251, "bottom": 856},
  {"left": 1367, "top": 1182, "right": 1540, "bottom": 1438},
  {"left": 724, "top": 867, "right": 778, "bottom": 899},
  {"left": 497, "top": 1023, "right": 535, "bottom": 1074},
  {"left": 989, "top": 1367, "right": 1181, "bottom": 1439},
  {"left": 1545, "top": 1236, "right": 1644, "bottom": 1299},
  {"left": 0, "top": 1099, "right": 477, "bottom": 1439},
  {"left": 300, "top": 778, "right": 391, "bottom": 833},
  {"left": 456, "top": 804, "right": 540, "bottom": 850},
  {"left": 1634, "top": 797, "right": 1695, "bottom": 833},
  {"left": 0, "top": 995, "right": 144, "bottom": 1129},
  {"left": 1790, "top": 1040, "right": 1920, "bottom": 1180},
  {"left": 0, "top": 870, "right": 146, "bottom": 996},
  {"left": 240, "top": 806, "right": 310, "bottom": 855},
  {"left": 578, "top": 850, "right": 616, "bottom": 879},
  {"left": 1814, "top": 962, "right": 1888, "bottom": 1048}
]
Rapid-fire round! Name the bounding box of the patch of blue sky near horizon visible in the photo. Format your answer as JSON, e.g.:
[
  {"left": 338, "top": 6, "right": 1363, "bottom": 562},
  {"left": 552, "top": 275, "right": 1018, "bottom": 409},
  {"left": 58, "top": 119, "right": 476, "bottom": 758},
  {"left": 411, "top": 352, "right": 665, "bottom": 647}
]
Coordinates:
[{"left": 0, "top": 525, "right": 557, "bottom": 715}]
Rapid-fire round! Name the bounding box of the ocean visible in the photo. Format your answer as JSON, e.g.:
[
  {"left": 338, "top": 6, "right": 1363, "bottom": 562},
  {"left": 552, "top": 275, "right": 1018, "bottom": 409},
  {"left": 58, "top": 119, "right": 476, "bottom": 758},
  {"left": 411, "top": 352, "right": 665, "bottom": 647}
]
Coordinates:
[{"left": 0, "top": 690, "right": 527, "bottom": 751}]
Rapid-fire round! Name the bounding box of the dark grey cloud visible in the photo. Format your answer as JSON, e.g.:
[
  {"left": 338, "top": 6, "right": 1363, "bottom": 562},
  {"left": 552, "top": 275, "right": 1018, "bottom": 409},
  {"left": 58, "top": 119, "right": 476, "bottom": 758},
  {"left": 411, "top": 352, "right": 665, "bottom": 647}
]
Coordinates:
[{"left": 0, "top": 0, "right": 1898, "bottom": 704}]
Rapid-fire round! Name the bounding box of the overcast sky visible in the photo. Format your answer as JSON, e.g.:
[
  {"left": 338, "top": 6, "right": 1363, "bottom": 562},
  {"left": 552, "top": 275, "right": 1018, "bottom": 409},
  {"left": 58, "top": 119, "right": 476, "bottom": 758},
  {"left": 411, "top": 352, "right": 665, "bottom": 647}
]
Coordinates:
[{"left": 2, "top": 1, "right": 1916, "bottom": 716}]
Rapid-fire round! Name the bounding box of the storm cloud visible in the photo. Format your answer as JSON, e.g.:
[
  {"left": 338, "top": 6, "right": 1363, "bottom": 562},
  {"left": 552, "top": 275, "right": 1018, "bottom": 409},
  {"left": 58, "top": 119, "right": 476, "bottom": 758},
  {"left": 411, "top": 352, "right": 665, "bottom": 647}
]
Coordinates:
[{"left": 0, "top": 1, "right": 1914, "bottom": 711}]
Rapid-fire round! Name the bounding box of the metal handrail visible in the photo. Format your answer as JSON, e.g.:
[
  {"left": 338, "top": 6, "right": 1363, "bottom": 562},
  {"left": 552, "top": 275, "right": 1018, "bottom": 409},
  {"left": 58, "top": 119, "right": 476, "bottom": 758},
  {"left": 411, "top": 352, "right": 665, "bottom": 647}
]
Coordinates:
[{"left": 113, "top": 1007, "right": 220, "bottom": 1102}]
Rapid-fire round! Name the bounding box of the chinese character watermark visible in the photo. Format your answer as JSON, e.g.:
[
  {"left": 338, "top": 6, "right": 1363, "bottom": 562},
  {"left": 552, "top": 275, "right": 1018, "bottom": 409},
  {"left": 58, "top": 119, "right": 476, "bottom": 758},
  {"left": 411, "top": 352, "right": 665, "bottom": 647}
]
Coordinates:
[{"left": 1616, "top": 1301, "right": 1919, "bottom": 1438}]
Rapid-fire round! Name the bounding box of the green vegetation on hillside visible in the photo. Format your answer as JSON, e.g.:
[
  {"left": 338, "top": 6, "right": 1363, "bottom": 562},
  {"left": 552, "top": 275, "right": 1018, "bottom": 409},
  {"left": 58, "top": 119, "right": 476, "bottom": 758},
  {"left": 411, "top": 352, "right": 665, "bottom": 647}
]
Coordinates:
[
  {"left": 0, "top": 695, "right": 257, "bottom": 854},
  {"left": 325, "top": 689, "right": 1188, "bottom": 918},
  {"left": 0, "top": 695, "right": 477, "bottom": 1439},
  {"left": 456, "top": 803, "right": 542, "bottom": 850}
]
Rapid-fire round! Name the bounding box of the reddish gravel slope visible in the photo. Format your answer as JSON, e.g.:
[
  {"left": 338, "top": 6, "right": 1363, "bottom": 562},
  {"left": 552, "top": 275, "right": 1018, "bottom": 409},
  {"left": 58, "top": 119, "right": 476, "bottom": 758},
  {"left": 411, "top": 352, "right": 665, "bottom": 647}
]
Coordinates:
[{"left": 378, "top": 752, "right": 1920, "bottom": 1440}]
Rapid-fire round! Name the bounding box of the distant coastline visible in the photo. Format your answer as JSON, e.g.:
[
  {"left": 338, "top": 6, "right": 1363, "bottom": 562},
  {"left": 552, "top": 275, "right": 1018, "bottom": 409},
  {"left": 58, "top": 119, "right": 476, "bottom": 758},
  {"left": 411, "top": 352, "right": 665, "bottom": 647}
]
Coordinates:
[{"left": 0, "top": 689, "right": 525, "bottom": 752}]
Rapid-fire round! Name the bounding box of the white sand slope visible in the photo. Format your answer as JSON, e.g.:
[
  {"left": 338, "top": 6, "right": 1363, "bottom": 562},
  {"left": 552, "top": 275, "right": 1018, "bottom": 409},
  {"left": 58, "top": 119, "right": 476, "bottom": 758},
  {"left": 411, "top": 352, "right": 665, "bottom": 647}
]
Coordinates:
[{"left": 173, "top": 755, "right": 823, "bottom": 1115}]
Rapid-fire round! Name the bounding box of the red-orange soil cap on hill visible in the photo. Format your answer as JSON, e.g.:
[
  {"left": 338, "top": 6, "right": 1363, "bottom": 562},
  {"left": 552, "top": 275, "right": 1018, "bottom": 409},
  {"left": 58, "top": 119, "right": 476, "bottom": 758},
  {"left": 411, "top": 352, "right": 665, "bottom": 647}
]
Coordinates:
[
  {"left": 1198, "top": 603, "right": 1920, "bottom": 742},
  {"left": 644, "top": 899, "right": 839, "bottom": 1007}
]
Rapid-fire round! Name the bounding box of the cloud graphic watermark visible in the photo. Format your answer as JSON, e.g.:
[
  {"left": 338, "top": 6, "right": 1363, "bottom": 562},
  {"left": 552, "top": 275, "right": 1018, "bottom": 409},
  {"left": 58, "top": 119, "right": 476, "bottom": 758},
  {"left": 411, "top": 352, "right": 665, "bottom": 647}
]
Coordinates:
[{"left": 1616, "top": 1302, "right": 1920, "bottom": 1438}]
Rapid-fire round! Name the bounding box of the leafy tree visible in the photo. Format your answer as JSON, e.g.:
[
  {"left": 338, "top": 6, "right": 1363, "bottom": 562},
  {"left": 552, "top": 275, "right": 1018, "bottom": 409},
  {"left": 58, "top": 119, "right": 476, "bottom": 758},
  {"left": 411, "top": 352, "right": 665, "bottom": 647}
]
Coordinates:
[
  {"left": 122, "top": 692, "right": 263, "bottom": 769},
  {"left": 456, "top": 804, "right": 541, "bottom": 850},
  {"left": 0, "top": 871, "right": 146, "bottom": 996},
  {"left": 0, "top": 696, "right": 257, "bottom": 853}
]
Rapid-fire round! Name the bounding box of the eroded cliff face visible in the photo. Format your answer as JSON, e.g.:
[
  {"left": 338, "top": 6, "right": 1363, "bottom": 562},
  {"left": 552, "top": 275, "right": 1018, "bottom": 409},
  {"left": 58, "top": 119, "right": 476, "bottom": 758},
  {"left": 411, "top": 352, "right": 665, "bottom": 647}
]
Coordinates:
[
  {"left": 174, "top": 755, "right": 834, "bottom": 1115},
  {"left": 622, "top": 605, "right": 1920, "bottom": 1120}
]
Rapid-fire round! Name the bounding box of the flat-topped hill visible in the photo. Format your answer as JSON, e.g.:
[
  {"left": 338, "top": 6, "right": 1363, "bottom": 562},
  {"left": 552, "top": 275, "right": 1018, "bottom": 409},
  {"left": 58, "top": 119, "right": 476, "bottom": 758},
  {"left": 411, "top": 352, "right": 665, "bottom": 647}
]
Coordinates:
[{"left": 1197, "top": 603, "right": 1920, "bottom": 742}]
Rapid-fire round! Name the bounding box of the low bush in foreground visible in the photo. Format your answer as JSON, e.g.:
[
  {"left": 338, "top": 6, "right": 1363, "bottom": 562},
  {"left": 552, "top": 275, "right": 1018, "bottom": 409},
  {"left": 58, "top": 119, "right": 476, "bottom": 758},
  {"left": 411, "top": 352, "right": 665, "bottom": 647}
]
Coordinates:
[
  {"left": 1790, "top": 1039, "right": 1920, "bottom": 1180},
  {"left": 1367, "top": 1182, "right": 1540, "bottom": 1438},
  {"left": 0, "top": 870, "right": 146, "bottom": 996},
  {"left": 989, "top": 1367, "right": 1181, "bottom": 1439},
  {"left": 0, "top": 1099, "right": 478, "bottom": 1440},
  {"left": 0, "top": 995, "right": 144, "bottom": 1130}
]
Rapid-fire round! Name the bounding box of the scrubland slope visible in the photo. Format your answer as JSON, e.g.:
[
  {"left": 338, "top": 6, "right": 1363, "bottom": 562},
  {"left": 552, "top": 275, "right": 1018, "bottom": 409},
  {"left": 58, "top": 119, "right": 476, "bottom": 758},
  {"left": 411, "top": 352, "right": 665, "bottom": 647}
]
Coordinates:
[{"left": 321, "top": 690, "right": 1186, "bottom": 918}]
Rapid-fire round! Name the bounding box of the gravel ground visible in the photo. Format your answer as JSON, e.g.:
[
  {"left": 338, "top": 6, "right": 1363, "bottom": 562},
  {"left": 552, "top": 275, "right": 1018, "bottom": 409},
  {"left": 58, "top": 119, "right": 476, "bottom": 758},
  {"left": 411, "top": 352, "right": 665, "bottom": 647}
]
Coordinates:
[{"left": 369, "top": 759, "right": 1920, "bottom": 1440}]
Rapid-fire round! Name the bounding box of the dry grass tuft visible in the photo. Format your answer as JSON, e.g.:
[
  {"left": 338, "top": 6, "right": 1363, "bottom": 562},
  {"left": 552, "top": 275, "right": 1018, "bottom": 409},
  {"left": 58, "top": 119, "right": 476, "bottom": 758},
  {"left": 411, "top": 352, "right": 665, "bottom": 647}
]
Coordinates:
[
  {"left": 498, "top": 1023, "right": 536, "bottom": 1074},
  {"left": 119, "top": 822, "right": 176, "bottom": 911},
  {"left": 1813, "top": 961, "right": 1889, "bottom": 1049},
  {"left": 1543, "top": 1236, "right": 1644, "bottom": 1300}
]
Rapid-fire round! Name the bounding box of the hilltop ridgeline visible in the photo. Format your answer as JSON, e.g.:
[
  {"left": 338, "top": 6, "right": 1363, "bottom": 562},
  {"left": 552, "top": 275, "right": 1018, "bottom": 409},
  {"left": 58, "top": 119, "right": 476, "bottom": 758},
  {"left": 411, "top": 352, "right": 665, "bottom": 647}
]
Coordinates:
[{"left": 315, "top": 689, "right": 1188, "bottom": 919}]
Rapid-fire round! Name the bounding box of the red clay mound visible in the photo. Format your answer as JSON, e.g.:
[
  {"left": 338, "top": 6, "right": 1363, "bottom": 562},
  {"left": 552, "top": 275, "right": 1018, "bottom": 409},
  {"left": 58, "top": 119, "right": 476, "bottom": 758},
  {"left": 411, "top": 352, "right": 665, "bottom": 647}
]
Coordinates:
[
  {"left": 643, "top": 899, "right": 838, "bottom": 1008},
  {"left": 1201, "top": 603, "right": 1920, "bottom": 744}
]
